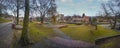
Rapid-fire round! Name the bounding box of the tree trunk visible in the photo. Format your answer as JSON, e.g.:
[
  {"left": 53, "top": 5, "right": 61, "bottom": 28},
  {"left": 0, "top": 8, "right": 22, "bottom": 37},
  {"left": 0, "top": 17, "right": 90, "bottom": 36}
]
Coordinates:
[
  {"left": 41, "top": 15, "right": 45, "bottom": 24},
  {"left": 16, "top": 0, "right": 19, "bottom": 25},
  {"left": 109, "top": 19, "right": 112, "bottom": 26},
  {"left": 53, "top": 16, "right": 56, "bottom": 24},
  {"left": 95, "top": 25, "right": 97, "bottom": 30},
  {"left": 112, "top": 15, "right": 117, "bottom": 29},
  {"left": 19, "top": 0, "right": 30, "bottom": 46},
  {"left": 0, "top": 9, "right": 2, "bottom": 14}
]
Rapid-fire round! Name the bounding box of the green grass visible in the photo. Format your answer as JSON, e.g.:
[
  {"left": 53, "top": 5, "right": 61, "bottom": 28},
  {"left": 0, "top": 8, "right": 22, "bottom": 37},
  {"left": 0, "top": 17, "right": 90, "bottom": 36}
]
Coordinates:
[
  {"left": 14, "top": 22, "right": 57, "bottom": 47},
  {"left": 92, "top": 26, "right": 119, "bottom": 38},
  {"left": 60, "top": 24, "right": 120, "bottom": 43},
  {"left": 19, "top": 21, "right": 57, "bottom": 42},
  {"left": 28, "top": 22, "right": 57, "bottom": 43},
  {"left": 99, "top": 41, "right": 114, "bottom": 48},
  {"left": 99, "top": 37, "right": 120, "bottom": 48},
  {"left": 117, "top": 19, "right": 120, "bottom": 22},
  {"left": 0, "top": 17, "right": 9, "bottom": 23}
]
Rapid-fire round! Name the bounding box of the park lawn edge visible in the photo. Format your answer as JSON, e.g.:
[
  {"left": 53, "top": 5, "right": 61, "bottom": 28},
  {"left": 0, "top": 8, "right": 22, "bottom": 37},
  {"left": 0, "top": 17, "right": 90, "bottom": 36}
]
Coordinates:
[{"left": 60, "top": 24, "right": 120, "bottom": 43}]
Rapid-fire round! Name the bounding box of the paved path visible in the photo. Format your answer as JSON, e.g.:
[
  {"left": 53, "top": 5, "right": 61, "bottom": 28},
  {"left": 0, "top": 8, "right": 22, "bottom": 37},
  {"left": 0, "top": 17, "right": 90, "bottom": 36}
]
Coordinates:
[
  {"left": 32, "top": 23, "right": 95, "bottom": 48},
  {"left": 49, "top": 37, "right": 94, "bottom": 48},
  {"left": 46, "top": 23, "right": 71, "bottom": 39},
  {"left": 99, "top": 24, "right": 120, "bottom": 32},
  {"left": 45, "top": 23, "right": 94, "bottom": 48},
  {"left": 0, "top": 22, "right": 14, "bottom": 48}
]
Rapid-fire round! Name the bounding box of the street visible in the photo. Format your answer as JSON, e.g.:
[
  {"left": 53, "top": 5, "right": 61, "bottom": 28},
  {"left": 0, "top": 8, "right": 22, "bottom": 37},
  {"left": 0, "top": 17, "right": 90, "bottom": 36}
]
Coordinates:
[{"left": 0, "top": 22, "right": 14, "bottom": 48}]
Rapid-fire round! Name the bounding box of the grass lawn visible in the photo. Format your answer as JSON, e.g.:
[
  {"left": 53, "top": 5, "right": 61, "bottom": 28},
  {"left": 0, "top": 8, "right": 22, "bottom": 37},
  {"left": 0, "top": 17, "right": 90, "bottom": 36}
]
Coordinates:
[
  {"left": 99, "top": 37, "right": 120, "bottom": 48},
  {"left": 14, "top": 22, "right": 57, "bottom": 48},
  {"left": 60, "top": 24, "right": 120, "bottom": 43},
  {"left": 117, "top": 19, "right": 120, "bottom": 22},
  {"left": 19, "top": 21, "right": 57, "bottom": 43},
  {"left": 0, "top": 17, "right": 9, "bottom": 23},
  {"left": 27, "top": 22, "right": 57, "bottom": 43}
]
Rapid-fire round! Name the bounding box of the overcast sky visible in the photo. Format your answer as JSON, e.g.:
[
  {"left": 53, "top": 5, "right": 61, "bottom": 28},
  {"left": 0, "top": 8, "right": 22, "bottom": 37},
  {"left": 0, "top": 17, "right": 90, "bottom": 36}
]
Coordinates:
[{"left": 56, "top": 0, "right": 109, "bottom": 16}]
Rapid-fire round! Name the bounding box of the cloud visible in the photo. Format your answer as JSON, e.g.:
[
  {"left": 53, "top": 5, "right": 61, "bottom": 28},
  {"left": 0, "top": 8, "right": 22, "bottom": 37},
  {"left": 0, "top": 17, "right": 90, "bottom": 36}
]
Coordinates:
[
  {"left": 90, "top": 6, "right": 98, "bottom": 9},
  {"left": 87, "top": 0, "right": 109, "bottom": 2},
  {"left": 57, "top": 0, "right": 103, "bottom": 16},
  {"left": 98, "top": 0, "right": 109, "bottom": 2},
  {"left": 60, "top": 0, "right": 72, "bottom": 3},
  {"left": 61, "top": 0, "right": 66, "bottom": 2},
  {"left": 87, "top": 0, "right": 93, "bottom": 2}
]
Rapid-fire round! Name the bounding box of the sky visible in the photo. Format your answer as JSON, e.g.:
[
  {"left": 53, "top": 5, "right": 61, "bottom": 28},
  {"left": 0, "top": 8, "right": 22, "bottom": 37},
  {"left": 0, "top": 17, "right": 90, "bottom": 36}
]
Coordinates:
[{"left": 56, "top": 0, "right": 109, "bottom": 16}]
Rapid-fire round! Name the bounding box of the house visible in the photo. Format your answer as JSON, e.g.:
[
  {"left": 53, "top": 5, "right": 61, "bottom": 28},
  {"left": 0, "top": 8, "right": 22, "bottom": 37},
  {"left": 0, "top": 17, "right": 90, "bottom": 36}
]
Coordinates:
[
  {"left": 82, "top": 13, "right": 90, "bottom": 23},
  {"left": 56, "top": 14, "right": 64, "bottom": 23},
  {"left": 72, "top": 18, "right": 83, "bottom": 22},
  {"left": 72, "top": 15, "right": 90, "bottom": 23},
  {"left": 64, "top": 16, "right": 72, "bottom": 22},
  {"left": 64, "top": 14, "right": 90, "bottom": 23},
  {"left": 82, "top": 16, "right": 90, "bottom": 23},
  {"left": 72, "top": 15, "right": 82, "bottom": 22},
  {"left": 19, "top": 17, "right": 24, "bottom": 22}
]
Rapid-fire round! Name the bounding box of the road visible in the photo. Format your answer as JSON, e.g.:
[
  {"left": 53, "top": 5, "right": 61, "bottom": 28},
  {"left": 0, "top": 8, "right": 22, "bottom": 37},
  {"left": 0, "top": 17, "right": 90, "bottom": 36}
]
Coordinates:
[
  {"left": 0, "top": 22, "right": 14, "bottom": 48},
  {"left": 99, "top": 24, "right": 111, "bottom": 29},
  {"left": 99, "top": 22, "right": 120, "bottom": 30}
]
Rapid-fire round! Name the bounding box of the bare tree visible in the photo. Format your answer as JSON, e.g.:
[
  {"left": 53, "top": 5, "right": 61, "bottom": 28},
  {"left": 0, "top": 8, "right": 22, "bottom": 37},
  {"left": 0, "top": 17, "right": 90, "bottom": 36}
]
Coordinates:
[
  {"left": 0, "top": 4, "right": 6, "bottom": 14},
  {"left": 101, "top": 0, "right": 120, "bottom": 29},
  {"left": 101, "top": 3, "right": 110, "bottom": 21},
  {"left": 4, "top": 0, "right": 24, "bottom": 24},
  {"left": 107, "top": 0, "right": 120, "bottom": 29},
  {"left": 92, "top": 17, "right": 97, "bottom": 30},
  {"left": 33, "top": 0, "right": 56, "bottom": 24},
  {"left": 0, "top": 0, "right": 7, "bottom": 15},
  {"left": 47, "top": 0, "right": 57, "bottom": 23},
  {"left": 16, "top": 0, "right": 20, "bottom": 25}
]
